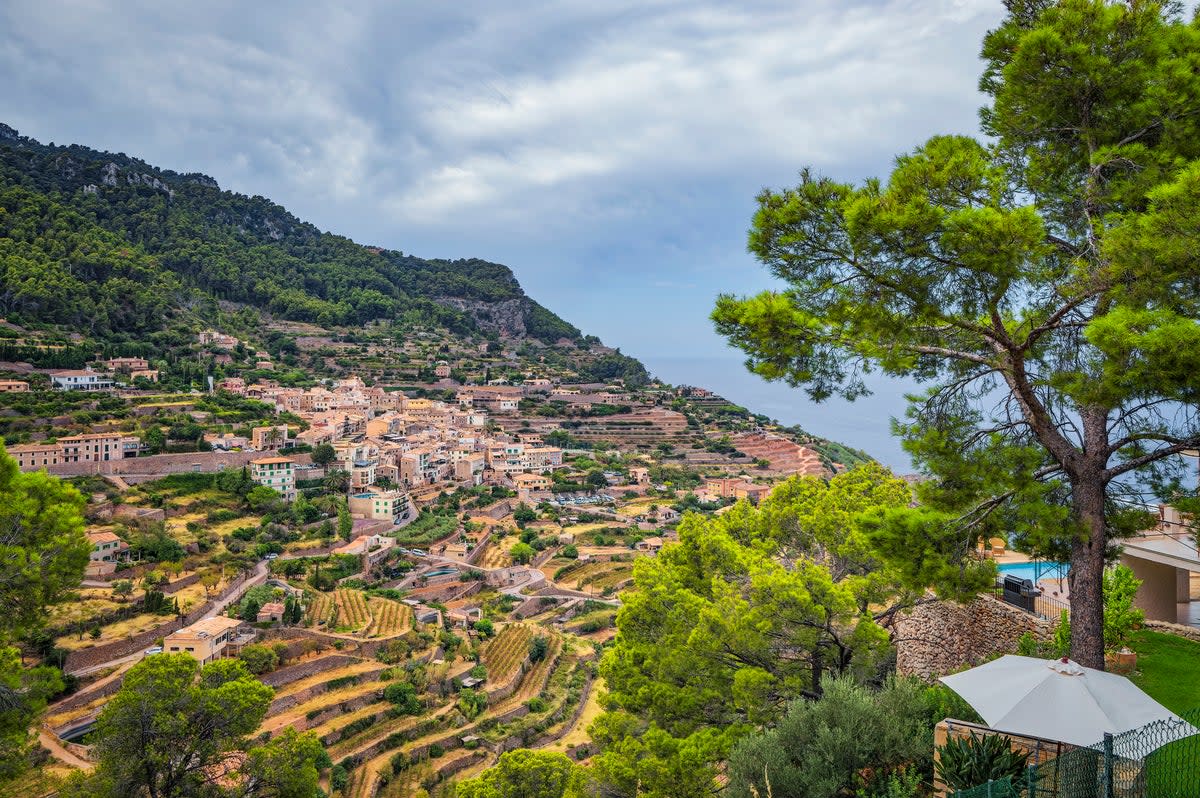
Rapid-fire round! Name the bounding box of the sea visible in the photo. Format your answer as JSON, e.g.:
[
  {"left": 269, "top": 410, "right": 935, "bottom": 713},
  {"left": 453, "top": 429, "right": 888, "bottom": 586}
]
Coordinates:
[{"left": 643, "top": 355, "right": 915, "bottom": 472}]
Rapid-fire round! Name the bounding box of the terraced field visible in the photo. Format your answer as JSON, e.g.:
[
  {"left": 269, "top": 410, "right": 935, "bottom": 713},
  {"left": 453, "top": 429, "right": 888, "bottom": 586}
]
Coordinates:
[
  {"left": 578, "top": 564, "right": 634, "bottom": 592},
  {"left": 305, "top": 590, "right": 411, "bottom": 637},
  {"left": 482, "top": 624, "right": 534, "bottom": 682},
  {"left": 261, "top": 678, "right": 389, "bottom": 735},
  {"left": 271, "top": 660, "right": 384, "bottom": 702},
  {"left": 490, "top": 635, "right": 563, "bottom": 711},
  {"left": 328, "top": 702, "right": 456, "bottom": 761},
  {"left": 306, "top": 592, "right": 337, "bottom": 627},
  {"left": 555, "top": 561, "right": 634, "bottom": 591},
  {"left": 333, "top": 589, "right": 371, "bottom": 632},
  {"left": 335, "top": 633, "right": 566, "bottom": 798},
  {"left": 365, "top": 597, "right": 411, "bottom": 636},
  {"left": 477, "top": 539, "right": 512, "bottom": 568},
  {"left": 307, "top": 699, "right": 391, "bottom": 740}
]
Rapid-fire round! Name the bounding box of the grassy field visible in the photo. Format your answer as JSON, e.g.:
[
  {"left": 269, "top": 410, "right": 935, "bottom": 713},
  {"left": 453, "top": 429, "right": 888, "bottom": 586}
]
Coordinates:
[
  {"left": 51, "top": 579, "right": 211, "bottom": 650},
  {"left": 1132, "top": 631, "right": 1200, "bottom": 798},
  {"left": 616, "top": 497, "right": 663, "bottom": 513},
  {"left": 1130, "top": 629, "right": 1200, "bottom": 714}
]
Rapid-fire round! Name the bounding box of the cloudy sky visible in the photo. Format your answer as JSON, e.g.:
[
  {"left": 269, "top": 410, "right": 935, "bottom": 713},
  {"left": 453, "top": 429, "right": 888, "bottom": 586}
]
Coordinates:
[{"left": 0, "top": 0, "right": 1007, "bottom": 466}]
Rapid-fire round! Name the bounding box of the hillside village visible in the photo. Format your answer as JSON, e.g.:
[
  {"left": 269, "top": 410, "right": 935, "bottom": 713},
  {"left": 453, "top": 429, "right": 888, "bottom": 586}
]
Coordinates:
[
  {"left": 13, "top": 9, "right": 1200, "bottom": 792},
  {"left": 1, "top": 314, "right": 868, "bottom": 797}
]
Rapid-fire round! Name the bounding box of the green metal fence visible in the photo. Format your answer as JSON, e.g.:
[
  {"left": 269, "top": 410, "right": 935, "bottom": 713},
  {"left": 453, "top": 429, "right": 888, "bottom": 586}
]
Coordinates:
[{"left": 949, "top": 708, "right": 1200, "bottom": 798}]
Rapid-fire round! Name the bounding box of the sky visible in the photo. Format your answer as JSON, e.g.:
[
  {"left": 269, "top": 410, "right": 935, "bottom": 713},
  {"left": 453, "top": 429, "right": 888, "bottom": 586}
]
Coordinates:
[{"left": 0, "top": 0, "right": 1008, "bottom": 467}]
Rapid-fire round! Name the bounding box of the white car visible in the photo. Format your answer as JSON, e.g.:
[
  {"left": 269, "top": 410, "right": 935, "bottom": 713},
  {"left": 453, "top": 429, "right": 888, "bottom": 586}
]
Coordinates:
[{"left": 143, "top": 646, "right": 163, "bottom": 656}]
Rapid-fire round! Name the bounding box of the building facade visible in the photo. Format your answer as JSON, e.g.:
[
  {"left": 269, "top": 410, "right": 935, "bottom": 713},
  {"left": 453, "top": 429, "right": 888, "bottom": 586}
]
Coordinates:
[{"left": 249, "top": 457, "right": 296, "bottom": 501}]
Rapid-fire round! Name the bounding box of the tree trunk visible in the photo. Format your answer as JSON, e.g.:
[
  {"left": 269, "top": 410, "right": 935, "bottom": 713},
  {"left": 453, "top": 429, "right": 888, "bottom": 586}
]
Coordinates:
[{"left": 1069, "top": 477, "right": 1107, "bottom": 670}]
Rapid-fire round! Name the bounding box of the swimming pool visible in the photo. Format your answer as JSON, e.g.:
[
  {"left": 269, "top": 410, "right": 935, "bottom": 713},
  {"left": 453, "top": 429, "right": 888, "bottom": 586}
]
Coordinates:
[{"left": 998, "top": 561, "right": 1069, "bottom": 582}]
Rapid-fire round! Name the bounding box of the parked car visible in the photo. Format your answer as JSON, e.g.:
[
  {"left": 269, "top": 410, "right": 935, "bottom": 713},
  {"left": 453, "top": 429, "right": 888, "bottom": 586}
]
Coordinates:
[
  {"left": 143, "top": 646, "right": 163, "bottom": 657},
  {"left": 264, "top": 553, "right": 279, "bottom": 560}
]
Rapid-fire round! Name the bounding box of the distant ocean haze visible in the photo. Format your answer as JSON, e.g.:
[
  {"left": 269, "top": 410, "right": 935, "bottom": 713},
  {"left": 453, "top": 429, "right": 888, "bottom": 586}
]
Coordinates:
[{"left": 643, "top": 355, "right": 916, "bottom": 472}]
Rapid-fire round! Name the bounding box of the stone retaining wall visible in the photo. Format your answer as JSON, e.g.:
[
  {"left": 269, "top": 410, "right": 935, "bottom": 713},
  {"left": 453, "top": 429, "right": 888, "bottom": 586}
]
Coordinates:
[
  {"left": 483, "top": 660, "right": 528, "bottom": 704},
  {"left": 292, "top": 690, "right": 384, "bottom": 736},
  {"left": 45, "top": 450, "right": 313, "bottom": 478},
  {"left": 160, "top": 571, "right": 202, "bottom": 595},
  {"left": 267, "top": 662, "right": 388, "bottom": 716},
  {"left": 894, "top": 594, "right": 1052, "bottom": 681},
  {"left": 432, "top": 749, "right": 490, "bottom": 781},
  {"left": 466, "top": 532, "right": 492, "bottom": 565},
  {"left": 1145, "top": 619, "right": 1200, "bottom": 642},
  {"left": 51, "top": 674, "right": 126, "bottom": 714},
  {"left": 260, "top": 654, "right": 362, "bottom": 688}
]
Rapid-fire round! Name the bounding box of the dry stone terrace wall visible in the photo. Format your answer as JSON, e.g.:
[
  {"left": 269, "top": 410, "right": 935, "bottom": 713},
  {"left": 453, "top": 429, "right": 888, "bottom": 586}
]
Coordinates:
[
  {"left": 50, "top": 673, "right": 126, "bottom": 715},
  {"left": 267, "top": 661, "right": 389, "bottom": 715},
  {"left": 894, "top": 594, "right": 1052, "bottom": 681},
  {"left": 259, "top": 653, "right": 362, "bottom": 688},
  {"left": 290, "top": 691, "right": 383, "bottom": 735},
  {"left": 160, "top": 571, "right": 202, "bottom": 594}
]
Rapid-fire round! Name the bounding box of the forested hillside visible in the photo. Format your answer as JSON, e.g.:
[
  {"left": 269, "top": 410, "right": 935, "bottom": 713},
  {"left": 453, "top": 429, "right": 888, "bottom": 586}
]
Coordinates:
[{"left": 0, "top": 123, "right": 581, "bottom": 344}]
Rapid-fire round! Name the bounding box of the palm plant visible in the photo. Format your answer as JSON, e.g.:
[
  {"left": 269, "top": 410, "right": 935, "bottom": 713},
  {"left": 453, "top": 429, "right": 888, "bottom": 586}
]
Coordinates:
[{"left": 935, "top": 732, "right": 1030, "bottom": 792}]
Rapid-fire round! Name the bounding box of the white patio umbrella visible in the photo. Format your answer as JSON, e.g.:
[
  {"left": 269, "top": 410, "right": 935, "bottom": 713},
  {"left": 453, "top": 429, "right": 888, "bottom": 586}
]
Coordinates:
[{"left": 939, "top": 655, "right": 1195, "bottom": 749}]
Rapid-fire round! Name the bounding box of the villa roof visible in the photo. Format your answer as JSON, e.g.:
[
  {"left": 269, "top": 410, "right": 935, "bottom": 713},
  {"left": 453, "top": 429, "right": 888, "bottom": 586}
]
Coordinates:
[{"left": 167, "top": 616, "right": 243, "bottom": 640}]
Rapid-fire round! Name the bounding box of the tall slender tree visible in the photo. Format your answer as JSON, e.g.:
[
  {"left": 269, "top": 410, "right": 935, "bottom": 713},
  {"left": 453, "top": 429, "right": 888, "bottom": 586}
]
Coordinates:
[{"left": 713, "top": 0, "right": 1200, "bottom": 668}]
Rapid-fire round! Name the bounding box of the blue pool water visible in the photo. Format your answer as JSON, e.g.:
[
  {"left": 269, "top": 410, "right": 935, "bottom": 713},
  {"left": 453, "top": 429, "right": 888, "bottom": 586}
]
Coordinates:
[
  {"left": 998, "top": 561, "right": 1069, "bottom": 582},
  {"left": 423, "top": 567, "right": 458, "bottom": 577}
]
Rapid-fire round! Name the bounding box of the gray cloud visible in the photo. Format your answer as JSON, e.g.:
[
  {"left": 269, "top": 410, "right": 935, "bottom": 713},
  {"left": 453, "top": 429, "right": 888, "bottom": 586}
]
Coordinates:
[{"left": 0, "top": 0, "right": 1007, "bottom": 465}]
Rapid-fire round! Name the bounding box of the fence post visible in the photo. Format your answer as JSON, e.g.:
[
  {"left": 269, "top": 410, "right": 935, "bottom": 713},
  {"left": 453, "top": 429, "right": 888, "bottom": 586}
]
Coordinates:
[
  {"left": 1102, "top": 733, "right": 1114, "bottom": 798},
  {"left": 987, "top": 779, "right": 993, "bottom": 798}
]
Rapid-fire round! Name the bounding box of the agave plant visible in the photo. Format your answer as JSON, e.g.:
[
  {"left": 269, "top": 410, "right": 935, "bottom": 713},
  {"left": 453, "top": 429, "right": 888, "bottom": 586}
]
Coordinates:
[{"left": 935, "top": 732, "right": 1030, "bottom": 792}]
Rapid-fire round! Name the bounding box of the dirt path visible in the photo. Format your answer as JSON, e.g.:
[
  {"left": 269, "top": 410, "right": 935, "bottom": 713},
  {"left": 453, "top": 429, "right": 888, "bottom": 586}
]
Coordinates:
[
  {"left": 102, "top": 474, "right": 130, "bottom": 492},
  {"left": 38, "top": 728, "right": 93, "bottom": 771}
]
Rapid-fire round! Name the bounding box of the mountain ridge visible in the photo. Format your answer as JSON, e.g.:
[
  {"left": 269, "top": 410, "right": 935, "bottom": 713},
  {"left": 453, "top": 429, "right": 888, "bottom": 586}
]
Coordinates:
[{"left": 0, "top": 123, "right": 589, "bottom": 347}]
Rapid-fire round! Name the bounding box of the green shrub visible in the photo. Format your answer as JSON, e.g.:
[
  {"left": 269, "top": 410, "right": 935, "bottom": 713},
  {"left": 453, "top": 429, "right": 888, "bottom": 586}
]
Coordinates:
[
  {"left": 457, "top": 688, "right": 487, "bottom": 720},
  {"left": 856, "top": 769, "right": 923, "bottom": 798},
  {"left": 383, "top": 681, "right": 421, "bottom": 715},
  {"left": 330, "top": 765, "right": 348, "bottom": 791},
  {"left": 728, "top": 676, "right": 933, "bottom": 798},
  {"left": 237, "top": 644, "right": 279, "bottom": 675}
]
